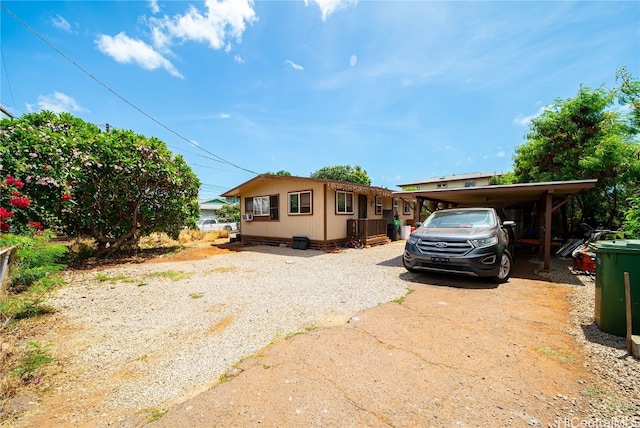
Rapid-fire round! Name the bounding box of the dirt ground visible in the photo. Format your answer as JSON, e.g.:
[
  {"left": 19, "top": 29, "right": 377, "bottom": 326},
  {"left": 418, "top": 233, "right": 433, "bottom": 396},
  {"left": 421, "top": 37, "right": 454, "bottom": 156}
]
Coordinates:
[
  {"left": 151, "top": 245, "right": 591, "bottom": 428},
  {"left": 3, "top": 243, "right": 602, "bottom": 427}
]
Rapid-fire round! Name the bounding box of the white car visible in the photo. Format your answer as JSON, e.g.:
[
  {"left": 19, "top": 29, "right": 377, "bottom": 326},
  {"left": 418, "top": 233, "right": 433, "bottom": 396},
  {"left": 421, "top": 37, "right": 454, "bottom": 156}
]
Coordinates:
[{"left": 196, "top": 218, "right": 237, "bottom": 232}]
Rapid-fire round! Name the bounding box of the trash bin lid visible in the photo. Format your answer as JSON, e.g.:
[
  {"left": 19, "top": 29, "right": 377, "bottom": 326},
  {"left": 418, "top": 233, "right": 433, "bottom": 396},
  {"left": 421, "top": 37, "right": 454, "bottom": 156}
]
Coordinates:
[{"left": 590, "top": 239, "right": 640, "bottom": 253}]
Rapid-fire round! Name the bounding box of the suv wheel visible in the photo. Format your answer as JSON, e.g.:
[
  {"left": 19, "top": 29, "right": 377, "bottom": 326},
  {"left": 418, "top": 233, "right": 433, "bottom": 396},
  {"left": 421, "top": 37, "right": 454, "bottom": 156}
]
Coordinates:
[{"left": 493, "top": 251, "right": 512, "bottom": 283}]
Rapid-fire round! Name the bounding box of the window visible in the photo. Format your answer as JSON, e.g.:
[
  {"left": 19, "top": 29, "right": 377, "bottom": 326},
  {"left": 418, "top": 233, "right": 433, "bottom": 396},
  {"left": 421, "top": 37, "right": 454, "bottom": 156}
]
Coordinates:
[
  {"left": 253, "top": 196, "right": 270, "bottom": 216},
  {"left": 245, "top": 195, "right": 279, "bottom": 220},
  {"left": 403, "top": 200, "right": 412, "bottom": 215},
  {"left": 375, "top": 196, "right": 382, "bottom": 215},
  {"left": 464, "top": 180, "right": 476, "bottom": 188},
  {"left": 336, "top": 191, "right": 354, "bottom": 214},
  {"left": 289, "top": 191, "right": 312, "bottom": 215},
  {"left": 437, "top": 183, "right": 448, "bottom": 189}
]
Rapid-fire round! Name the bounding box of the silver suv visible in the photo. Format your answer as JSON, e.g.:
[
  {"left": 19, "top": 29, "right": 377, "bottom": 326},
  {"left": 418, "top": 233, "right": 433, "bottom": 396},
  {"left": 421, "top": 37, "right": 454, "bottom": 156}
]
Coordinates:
[{"left": 403, "top": 208, "right": 515, "bottom": 283}]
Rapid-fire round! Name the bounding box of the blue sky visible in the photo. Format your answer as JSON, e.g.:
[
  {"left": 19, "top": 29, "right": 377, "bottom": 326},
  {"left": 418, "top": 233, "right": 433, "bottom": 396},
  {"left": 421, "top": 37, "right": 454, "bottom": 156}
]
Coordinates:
[{"left": 1, "top": 1, "right": 638, "bottom": 199}]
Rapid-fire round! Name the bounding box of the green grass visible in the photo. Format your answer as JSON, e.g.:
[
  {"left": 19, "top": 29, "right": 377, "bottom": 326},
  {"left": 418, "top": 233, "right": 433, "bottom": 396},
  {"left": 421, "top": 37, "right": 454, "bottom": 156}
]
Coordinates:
[
  {"left": 205, "top": 266, "right": 238, "bottom": 274},
  {"left": 582, "top": 382, "right": 607, "bottom": 399},
  {"left": 581, "top": 382, "right": 631, "bottom": 413},
  {"left": 146, "top": 270, "right": 193, "bottom": 281},
  {"left": 95, "top": 272, "right": 135, "bottom": 284},
  {"left": 146, "top": 408, "right": 168, "bottom": 423},
  {"left": 12, "top": 342, "right": 53, "bottom": 377},
  {"left": 539, "top": 347, "right": 577, "bottom": 364},
  {"left": 189, "top": 293, "right": 204, "bottom": 299},
  {"left": 391, "top": 288, "right": 415, "bottom": 304},
  {"left": 94, "top": 270, "right": 193, "bottom": 286},
  {"left": 283, "top": 326, "right": 318, "bottom": 340}
]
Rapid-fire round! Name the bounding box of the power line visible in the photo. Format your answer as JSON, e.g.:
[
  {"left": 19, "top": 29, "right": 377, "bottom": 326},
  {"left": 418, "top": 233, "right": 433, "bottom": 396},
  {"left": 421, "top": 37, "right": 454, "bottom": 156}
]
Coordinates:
[
  {"left": 1, "top": 46, "right": 16, "bottom": 110},
  {"left": 0, "top": 3, "right": 258, "bottom": 176}
]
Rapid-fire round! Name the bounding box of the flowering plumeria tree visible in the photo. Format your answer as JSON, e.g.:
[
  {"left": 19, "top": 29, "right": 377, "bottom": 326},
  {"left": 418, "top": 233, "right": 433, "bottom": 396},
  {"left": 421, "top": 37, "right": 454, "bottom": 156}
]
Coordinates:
[
  {"left": 0, "top": 175, "right": 45, "bottom": 233},
  {"left": 0, "top": 111, "right": 200, "bottom": 255}
]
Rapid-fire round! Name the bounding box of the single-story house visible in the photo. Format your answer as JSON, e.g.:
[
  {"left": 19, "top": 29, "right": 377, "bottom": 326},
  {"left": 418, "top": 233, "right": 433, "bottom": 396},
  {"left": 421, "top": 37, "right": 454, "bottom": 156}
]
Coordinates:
[
  {"left": 199, "top": 197, "right": 237, "bottom": 219},
  {"left": 221, "top": 174, "right": 413, "bottom": 250}
]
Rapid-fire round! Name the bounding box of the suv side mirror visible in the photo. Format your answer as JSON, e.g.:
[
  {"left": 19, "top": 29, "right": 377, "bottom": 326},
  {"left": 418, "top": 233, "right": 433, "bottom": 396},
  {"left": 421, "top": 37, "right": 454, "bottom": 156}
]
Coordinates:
[{"left": 502, "top": 220, "right": 516, "bottom": 228}]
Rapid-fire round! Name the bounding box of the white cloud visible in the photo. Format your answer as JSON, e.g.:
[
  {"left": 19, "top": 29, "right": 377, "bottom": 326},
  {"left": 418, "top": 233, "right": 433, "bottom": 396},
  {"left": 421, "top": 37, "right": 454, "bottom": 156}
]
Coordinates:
[
  {"left": 51, "top": 15, "right": 72, "bottom": 33},
  {"left": 514, "top": 105, "right": 552, "bottom": 126},
  {"left": 284, "top": 60, "right": 304, "bottom": 71},
  {"left": 304, "top": 0, "right": 358, "bottom": 21},
  {"left": 95, "top": 32, "right": 184, "bottom": 79},
  {"left": 349, "top": 54, "right": 358, "bottom": 67},
  {"left": 219, "top": 113, "right": 231, "bottom": 119},
  {"left": 97, "top": 0, "right": 256, "bottom": 77},
  {"left": 28, "top": 92, "right": 87, "bottom": 114},
  {"left": 234, "top": 54, "right": 246, "bottom": 64},
  {"left": 496, "top": 150, "right": 506, "bottom": 158},
  {"left": 148, "top": 0, "right": 257, "bottom": 52},
  {"left": 148, "top": 0, "right": 160, "bottom": 14}
]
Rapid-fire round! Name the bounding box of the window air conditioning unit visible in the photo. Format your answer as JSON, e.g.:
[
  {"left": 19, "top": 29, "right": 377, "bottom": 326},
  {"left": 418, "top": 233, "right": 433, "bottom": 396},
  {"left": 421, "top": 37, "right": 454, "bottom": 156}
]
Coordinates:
[{"left": 242, "top": 213, "right": 253, "bottom": 221}]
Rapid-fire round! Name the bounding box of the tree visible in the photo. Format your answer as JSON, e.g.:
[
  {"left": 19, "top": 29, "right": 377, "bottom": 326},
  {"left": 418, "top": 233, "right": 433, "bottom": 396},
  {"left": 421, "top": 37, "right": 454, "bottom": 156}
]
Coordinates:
[
  {"left": 513, "top": 82, "right": 640, "bottom": 231},
  {"left": 616, "top": 66, "right": 640, "bottom": 134},
  {"left": 623, "top": 195, "right": 640, "bottom": 238},
  {"left": 0, "top": 111, "right": 201, "bottom": 255},
  {"left": 264, "top": 170, "right": 291, "bottom": 176},
  {"left": 309, "top": 165, "right": 371, "bottom": 185},
  {"left": 217, "top": 202, "right": 240, "bottom": 223}
]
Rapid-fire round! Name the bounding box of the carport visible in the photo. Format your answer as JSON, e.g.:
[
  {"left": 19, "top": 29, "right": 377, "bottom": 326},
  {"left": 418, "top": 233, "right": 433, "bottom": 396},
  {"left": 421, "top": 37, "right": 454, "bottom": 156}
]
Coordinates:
[{"left": 393, "top": 179, "right": 597, "bottom": 272}]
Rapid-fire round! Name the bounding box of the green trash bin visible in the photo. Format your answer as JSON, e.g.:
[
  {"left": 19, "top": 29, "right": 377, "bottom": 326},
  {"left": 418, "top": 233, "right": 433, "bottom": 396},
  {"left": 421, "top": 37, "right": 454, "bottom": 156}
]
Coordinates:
[{"left": 591, "top": 240, "right": 640, "bottom": 337}]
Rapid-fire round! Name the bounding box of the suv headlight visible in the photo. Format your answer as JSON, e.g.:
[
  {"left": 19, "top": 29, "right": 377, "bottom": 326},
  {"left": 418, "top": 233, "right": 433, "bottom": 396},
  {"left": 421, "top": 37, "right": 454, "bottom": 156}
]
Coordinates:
[
  {"left": 407, "top": 235, "right": 419, "bottom": 245},
  {"left": 470, "top": 236, "right": 498, "bottom": 248}
]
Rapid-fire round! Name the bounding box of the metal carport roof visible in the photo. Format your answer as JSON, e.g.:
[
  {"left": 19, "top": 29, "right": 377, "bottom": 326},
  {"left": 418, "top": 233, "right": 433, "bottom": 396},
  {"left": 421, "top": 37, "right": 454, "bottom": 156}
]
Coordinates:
[{"left": 393, "top": 179, "right": 598, "bottom": 271}]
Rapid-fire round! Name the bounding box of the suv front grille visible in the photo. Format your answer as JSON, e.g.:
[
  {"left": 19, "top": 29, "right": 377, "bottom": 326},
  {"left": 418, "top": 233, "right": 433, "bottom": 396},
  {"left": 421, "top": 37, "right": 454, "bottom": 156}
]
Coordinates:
[{"left": 415, "top": 238, "right": 472, "bottom": 256}]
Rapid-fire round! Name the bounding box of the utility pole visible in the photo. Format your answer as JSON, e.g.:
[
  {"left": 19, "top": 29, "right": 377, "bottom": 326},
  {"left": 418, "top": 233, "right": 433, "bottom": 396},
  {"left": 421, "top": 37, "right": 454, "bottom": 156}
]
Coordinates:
[{"left": 0, "top": 106, "right": 15, "bottom": 119}]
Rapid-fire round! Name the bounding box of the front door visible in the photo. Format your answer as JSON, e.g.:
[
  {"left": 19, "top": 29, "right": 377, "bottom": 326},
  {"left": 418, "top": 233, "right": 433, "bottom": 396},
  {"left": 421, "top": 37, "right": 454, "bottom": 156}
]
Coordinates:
[{"left": 358, "top": 194, "right": 367, "bottom": 219}]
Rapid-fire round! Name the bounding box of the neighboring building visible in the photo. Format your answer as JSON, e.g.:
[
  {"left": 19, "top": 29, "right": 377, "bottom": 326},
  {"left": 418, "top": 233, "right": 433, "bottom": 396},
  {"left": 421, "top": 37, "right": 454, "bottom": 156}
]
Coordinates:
[
  {"left": 199, "top": 197, "right": 237, "bottom": 219},
  {"left": 221, "top": 174, "right": 401, "bottom": 250},
  {"left": 397, "top": 172, "right": 502, "bottom": 191}
]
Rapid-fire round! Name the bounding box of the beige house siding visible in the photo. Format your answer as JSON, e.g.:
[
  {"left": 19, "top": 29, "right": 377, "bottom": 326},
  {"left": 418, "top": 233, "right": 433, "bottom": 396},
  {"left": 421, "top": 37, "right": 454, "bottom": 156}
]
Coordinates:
[
  {"left": 223, "top": 175, "right": 394, "bottom": 248},
  {"left": 408, "top": 176, "right": 492, "bottom": 190},
  {"left": 240, "top": 179, "right": 393, "bottom": 241}
]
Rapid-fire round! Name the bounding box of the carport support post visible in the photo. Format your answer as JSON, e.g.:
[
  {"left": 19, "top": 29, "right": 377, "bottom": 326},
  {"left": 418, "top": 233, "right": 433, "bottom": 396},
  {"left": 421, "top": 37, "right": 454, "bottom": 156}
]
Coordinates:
[{"left": 542, "top": 190, "right": 553, "bottom": 272}]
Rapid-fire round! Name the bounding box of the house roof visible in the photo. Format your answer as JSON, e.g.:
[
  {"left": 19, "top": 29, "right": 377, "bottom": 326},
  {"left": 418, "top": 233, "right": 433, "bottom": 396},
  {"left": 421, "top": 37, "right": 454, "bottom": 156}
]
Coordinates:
[
  {"left": 199, "top": 198, "right": 230, "bottom": 204},
  {"left": 397, "top": 172, "right": 502, "bottom": 187},
  {"left": 221, "top": 174, "right": 393, "bottom": 198},
  {"left": 393, "top": 179, "right": 597, "bottom": 209}
]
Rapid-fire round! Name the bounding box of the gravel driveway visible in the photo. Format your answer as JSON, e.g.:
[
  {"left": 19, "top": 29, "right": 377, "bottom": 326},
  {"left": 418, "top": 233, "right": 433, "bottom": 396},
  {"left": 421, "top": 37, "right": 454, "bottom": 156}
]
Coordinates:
[{"left": 6, "top": 241, "right": 640, "bottom": 427}]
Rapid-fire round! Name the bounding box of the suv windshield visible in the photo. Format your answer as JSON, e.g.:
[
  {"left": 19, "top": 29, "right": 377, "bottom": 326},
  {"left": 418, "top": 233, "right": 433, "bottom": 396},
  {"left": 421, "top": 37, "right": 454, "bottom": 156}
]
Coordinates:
[{"left": 423, "top": 209, "right": 495, "bottom": 229}]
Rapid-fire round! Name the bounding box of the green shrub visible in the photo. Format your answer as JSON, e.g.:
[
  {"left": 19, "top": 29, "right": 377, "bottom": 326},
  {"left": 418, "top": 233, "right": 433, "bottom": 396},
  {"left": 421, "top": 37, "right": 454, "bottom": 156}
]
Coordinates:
[
  {"left": 623, "top": 195, "right": 640, "bottom": 239},
  {"left": 1, "top": 233, "right": 67, "bottom": 292},
  {"left": 0, "top": 233, "right": 67, "bottom": 330}
]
